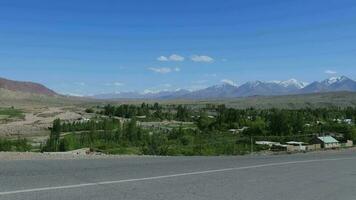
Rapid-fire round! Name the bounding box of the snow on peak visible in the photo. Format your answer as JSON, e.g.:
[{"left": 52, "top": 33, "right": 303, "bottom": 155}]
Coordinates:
[
  {"left": 279, "top": 79, "right": 308, "bottom": 89},
  {"left": 266, "top": 79, "right": 307, "bottom": 89},
  {"left": 246, "top": 81, "right": 262, "bottom": 87},
  {"left": 323, "top": 76, "right": 348, "bottom": 85}
]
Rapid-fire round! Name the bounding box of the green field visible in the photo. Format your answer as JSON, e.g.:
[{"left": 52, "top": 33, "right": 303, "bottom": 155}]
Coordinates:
[{"left": 0, "top": 107, "right": 24, "bottom": 120}]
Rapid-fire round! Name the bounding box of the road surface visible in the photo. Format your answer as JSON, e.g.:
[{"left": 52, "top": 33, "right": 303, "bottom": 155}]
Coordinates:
[{"left": 1, "top": 150, "right": 356, "bottom": 200}]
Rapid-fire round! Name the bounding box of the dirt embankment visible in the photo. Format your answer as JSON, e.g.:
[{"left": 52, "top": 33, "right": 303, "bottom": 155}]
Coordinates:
[{"left": 0, "top": 107, "right": 84, "bottom": 137}]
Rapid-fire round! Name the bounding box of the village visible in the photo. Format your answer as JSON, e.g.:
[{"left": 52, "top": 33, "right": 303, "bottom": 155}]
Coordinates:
[{"left": 255, "top": 135, "right": 354, "bottom": 153}]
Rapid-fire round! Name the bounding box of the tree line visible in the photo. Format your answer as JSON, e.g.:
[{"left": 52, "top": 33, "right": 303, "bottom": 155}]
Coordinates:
[
  {"left": 40, "top": 104, "right": 356, "bottom": 155},
  {"left": 100, "top": 103, "right": 193, "bottom": 121}
]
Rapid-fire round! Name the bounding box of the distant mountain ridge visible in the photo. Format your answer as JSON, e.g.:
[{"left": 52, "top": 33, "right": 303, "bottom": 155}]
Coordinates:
[
  {"left": 300, "top": 76, "right": 356, "bottom": 94},
  {"left": 92, "top": 89, "right": 191, "bottom": 100},
  {"left": 92, "top": 76, "right": 356, "bottom": 100},
  {"left": 1, "top": 76, "right": 354, "bottom": 100},
  {"left": 0, "top": 77, "right": 57, "bottom": 96}
]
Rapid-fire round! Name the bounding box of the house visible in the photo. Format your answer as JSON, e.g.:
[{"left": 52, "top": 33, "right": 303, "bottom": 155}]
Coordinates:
[
  {"left": 228, "top": 129, "right": 237, "bottom": 134},
  {"left": 136, "top": 115, "right": 147, "bottom": 119},
  {"left": 305, "top": 143, "right": 321, "bottom": 151},
  {"left": 238, "top": 126, "right": 249, "bottom": 133},
  {"left": 255, "top": 141, "right": 280, "bottom": 147},
  {"left": 228, "top": 127, "right": 249, "bottom": 134},
  {"left": 344, "top": 119, "right": 352, "bottom": 125},
  {"left": 286, "top": 141, "right": 307, "bottom": 151},
  {"left": 77, "top": 117, "right": 90, "bottom": 123},
  {"left": 313, "top": 136, "right": 340, "bottom": 149},
  {"left": 333, "top": 118, "right": 352, "bottom": 125},
  {"left": 285, "top": 141, "right": 321, "bottom": 151},
  {"left": 341, "top": 140, "right": 353, "bottom": 148},
  {"left": 270, "top": 144, "right": 288, "bottom": 151},
  {"left": 255, "top": 141, "right": 288, "bottom": 151}
]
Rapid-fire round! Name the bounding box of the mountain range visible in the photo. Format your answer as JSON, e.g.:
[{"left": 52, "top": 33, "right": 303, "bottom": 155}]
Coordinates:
[
  {"left": 0, "top": 76, "right": 355, "bottom": 100},
  {"left": 92, "top": 76, "right": 356, "bottom": 99}
]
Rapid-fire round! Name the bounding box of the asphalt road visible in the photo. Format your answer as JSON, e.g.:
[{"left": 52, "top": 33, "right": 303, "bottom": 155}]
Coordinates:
[{"left": 1, "top": 150, "right": 356, "bottom": 200}]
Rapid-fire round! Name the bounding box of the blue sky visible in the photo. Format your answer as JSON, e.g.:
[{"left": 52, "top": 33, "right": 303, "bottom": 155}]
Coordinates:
[{"left": 0, "top": 0, "right": 356, "bottom": 95}]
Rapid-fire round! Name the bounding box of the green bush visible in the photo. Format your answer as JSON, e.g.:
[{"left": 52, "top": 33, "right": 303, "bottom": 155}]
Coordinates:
[{"left": 0, "top": 138, "right": 31, "bottom": 152}]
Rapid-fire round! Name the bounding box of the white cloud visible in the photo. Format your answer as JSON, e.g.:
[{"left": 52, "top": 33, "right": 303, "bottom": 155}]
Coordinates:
[
  {"left": 105, "top": 82, "right": 124, "bottom": 87},
  {"left": 113, "top": 82, "right": 123, "bottom": 86},
  {"left": 157, "top": 54, "right": 185, "bottom": 62},
  {"left": 75, "top": 82, "right": 86, "bottom": 86},
  {"left": 162, "top": 83, "right": 172, "bottom": 88},
  {"left": 191, "top": 55, "right": 214, "bottom": 63},
  {"left": 148, "top": 67, "right": 172, "bottom": 74},
  {"left": 221, "top": 79, "right": 236, "bottom": 86},
  {"left": 169, "top": 54, "right": 185, "bottom": 61},
  {"left": 143, "top": 89, "right": 157, "bottom": 94},
  {"left": 148, "top": 67, "right": 180, "bottom": 74},
  {"left": 204, "top": 73, "right": 217, "bottom": 77},
  {"left": 157, "top": 56, "right": 169, "bottom": 61},
  {"left": 325, "top": 70, "right": 337, "bottom": 75}
]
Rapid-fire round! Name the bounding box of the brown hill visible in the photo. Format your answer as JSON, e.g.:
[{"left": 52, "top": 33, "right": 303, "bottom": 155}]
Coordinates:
[{"left": 0, "top": 77, "right": 57, "bottom": 96}]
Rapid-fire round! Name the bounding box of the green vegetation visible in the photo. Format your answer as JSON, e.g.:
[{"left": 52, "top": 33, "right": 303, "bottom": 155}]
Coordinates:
[
  {"left": 0, "top": 107, "right": 24, "bottom": 121},
  {"left": 0, "top": 138, "right": 31, "bottom": 151},
  {"left": 43, "top": 119, "right": 62, "bottom": 152},
  {"left": 85, "top": 108, "right": 94, "bottom": 113},
  {"left": 42, "top": 118, "right": 252, "bottom": 155},
  {"left": 41, "top": 103, "right": 356, "bottom": 155}
]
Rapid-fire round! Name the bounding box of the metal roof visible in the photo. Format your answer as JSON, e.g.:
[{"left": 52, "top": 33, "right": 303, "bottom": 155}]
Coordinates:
[
  {"left": 255, "top": 141, "right": 280, "bottom": 145},
  {"left": 286, "top": 141, "right": 305, "bottom": 145},
  {"left": 317, "top": 136, "right": 339, "bottom": 143}
]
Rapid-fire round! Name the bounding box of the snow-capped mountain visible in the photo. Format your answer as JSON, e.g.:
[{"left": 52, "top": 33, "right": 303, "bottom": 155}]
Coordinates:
[
  {"left": 277, "top": 79, "right": 308, "bottom": 89},
  {"left": 301, "top": 76, "right": 356, "bottom": 94},
  {"left": 321, "top": 76, "right": 348, "bottom": 86},
  {"left": 181, "top": 83, "right": 238, "bottom": 99},
  {"left": 233, "top": 79, "right": 306, "bottom": 97},
  {"left": 234, "top": 81, "right": 281, "bottom": 97},
  {"left": 91, "top": 76, "right": 356, "bottom": 99}
]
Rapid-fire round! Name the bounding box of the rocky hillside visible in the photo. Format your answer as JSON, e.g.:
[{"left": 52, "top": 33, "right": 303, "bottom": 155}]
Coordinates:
[{"left": 0, "top": 77, "right": 57, "bottom": 96}]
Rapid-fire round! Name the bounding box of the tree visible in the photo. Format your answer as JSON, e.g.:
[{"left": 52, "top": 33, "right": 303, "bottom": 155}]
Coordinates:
[
  {"left": 46, "top": 119, "right": 62, "bottom": 151},
  {"left": 176, "top": 105, "right": 190, "bottom": 121},
  {"left": 290, "top": 112, "right": 304, "bottom": 134},
  {"left": 197, "top": 113, "right": 213, "bottom": 133},
  {"left": 244, "top": 117, "right": 266, "bottom": 136},
  {"left": 268, "top": 110, "right": 290, "bottom": 136}
]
